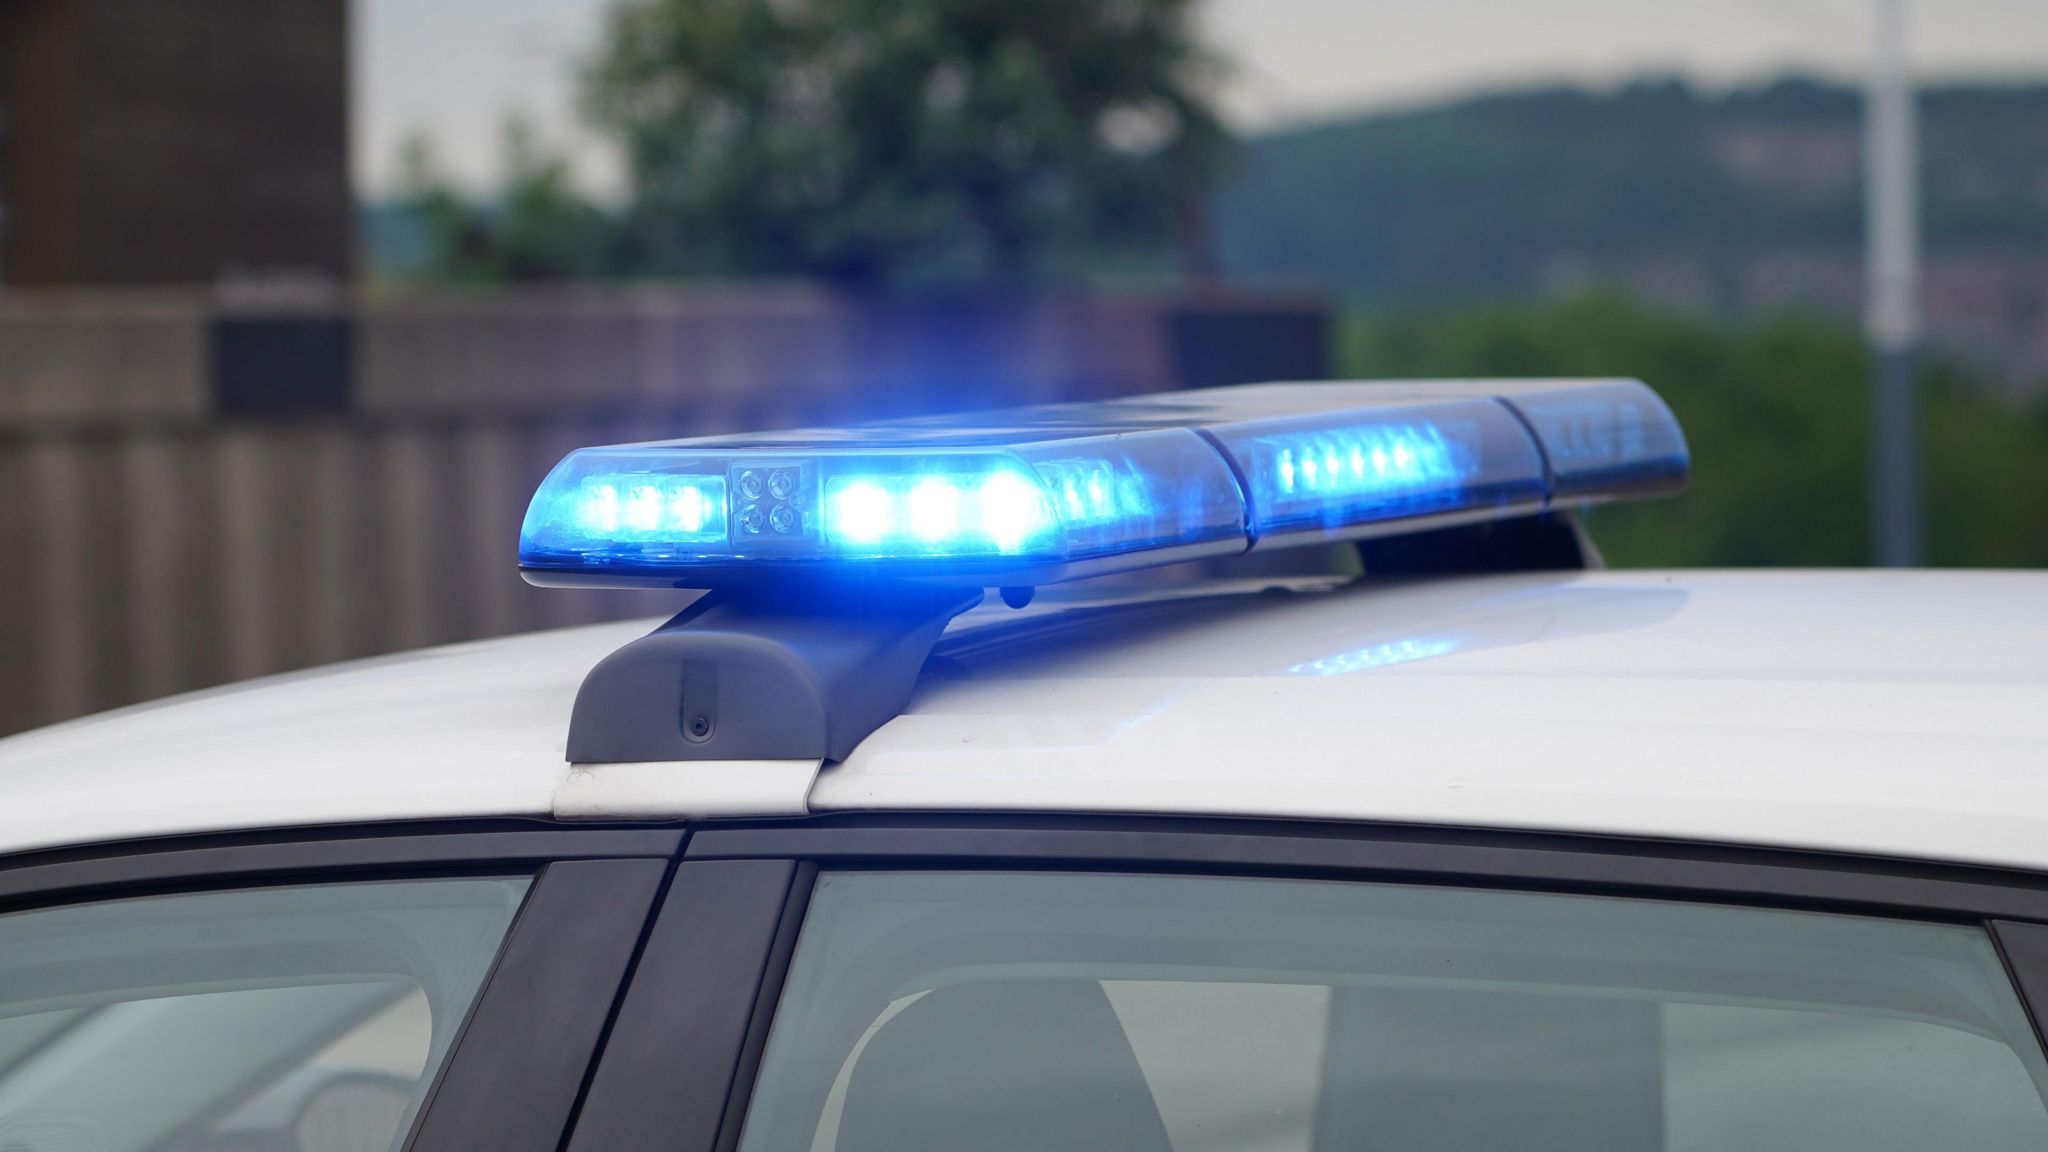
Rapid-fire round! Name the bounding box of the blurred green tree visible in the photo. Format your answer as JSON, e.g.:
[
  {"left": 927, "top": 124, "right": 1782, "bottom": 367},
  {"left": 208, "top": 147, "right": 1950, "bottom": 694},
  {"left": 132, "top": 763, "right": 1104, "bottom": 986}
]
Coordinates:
[
  {"left": 388, "top": 134, "right": 495, "bottom": 285},
  {"left": 493, "top": 117, "right": 626, "bottom": 281},
  {"left": 585, "top": 0, "right": 1228, "bottom": 287},
  {"left": 389, "top": 118, "right": 623, "bottom": 285},
  {"left": 1341, "top": 293, "right": 2048, "bottom": 568}
]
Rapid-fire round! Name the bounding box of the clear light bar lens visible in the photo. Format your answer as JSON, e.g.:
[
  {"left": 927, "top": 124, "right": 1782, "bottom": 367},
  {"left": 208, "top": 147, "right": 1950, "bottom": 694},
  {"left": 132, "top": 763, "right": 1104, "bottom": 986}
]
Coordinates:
[{"left": 1501, "top": 381, "right": 1690, "bottom": 498}]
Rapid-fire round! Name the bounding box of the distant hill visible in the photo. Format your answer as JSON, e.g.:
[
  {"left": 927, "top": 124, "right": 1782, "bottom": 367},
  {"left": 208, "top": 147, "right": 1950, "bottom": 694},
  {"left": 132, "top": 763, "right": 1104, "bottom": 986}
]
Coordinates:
[{"left": 1213, "top": 78, "right": 2048, "bottom": 388}]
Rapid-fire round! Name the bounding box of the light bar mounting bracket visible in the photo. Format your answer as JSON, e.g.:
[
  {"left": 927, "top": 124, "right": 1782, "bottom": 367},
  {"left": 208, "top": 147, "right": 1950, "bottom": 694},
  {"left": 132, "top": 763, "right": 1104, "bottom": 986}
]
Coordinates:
[{"left": 567, "top": 581, "right": 982, "bottom": 765}]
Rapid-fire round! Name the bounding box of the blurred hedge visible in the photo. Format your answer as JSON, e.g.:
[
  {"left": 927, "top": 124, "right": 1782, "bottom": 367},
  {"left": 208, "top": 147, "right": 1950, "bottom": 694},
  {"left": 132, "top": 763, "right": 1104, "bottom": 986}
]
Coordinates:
[{"left": 1340, "top": 293, "right": 2048, "bottom": 568}]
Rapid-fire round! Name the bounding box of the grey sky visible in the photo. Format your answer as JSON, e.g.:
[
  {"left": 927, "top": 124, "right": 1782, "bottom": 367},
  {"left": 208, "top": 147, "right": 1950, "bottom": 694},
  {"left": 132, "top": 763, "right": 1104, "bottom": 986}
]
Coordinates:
[{"left": 353, "top": 0, "right": 2048, "bottom": 198}]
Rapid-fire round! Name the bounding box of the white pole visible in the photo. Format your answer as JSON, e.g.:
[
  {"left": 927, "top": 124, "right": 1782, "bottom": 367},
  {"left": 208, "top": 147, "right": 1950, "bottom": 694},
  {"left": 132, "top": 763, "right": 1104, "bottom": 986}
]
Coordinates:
[{"left": 1865, "top": 0, "right": 1920, "bottom": 566}]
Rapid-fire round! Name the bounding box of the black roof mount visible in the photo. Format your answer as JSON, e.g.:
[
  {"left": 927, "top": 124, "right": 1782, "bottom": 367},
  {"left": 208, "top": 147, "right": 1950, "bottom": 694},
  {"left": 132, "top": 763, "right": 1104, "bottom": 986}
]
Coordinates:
[
  {"left": 1355, "top": 510, "right": 1601, "bottom": 575},
  {"left": 567, "top": 581, "right": 982, "bottom": 765}
]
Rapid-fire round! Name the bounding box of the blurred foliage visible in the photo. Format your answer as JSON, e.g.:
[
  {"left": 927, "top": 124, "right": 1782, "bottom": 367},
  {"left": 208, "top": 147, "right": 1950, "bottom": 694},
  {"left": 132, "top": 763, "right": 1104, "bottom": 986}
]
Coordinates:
[
  {"left": 383, "top": 118, "right": 625, "bottom": 285},
  {"left": 1340, "top": 293, "right": 2048, "bottom": 567},
  {"left": 584, "top": 0, "right": 1227, "bottom": 287}
]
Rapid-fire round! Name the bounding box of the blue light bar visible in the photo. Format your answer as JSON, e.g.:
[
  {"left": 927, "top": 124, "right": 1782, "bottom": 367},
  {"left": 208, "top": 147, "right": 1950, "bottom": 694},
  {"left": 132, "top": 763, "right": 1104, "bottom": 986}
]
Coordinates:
[
  {"left": 1203, "top": 398, "right": 1546, "bottom": 542},
  {"left": 519, "top": 429, "right": 1248, "bottom": 584},
  {"left": 519, "top": 378, "right": 1688, "bottom": 588},
  {"left": 1496, "top": 379, "right": 1690, "bottom": 498}
]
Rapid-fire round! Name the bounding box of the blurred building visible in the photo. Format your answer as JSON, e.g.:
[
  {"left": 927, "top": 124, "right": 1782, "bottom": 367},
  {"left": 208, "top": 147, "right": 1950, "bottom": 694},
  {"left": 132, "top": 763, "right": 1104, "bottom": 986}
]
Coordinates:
[{"left": 0, "top": 0, "right": 351, "bottom": 284}]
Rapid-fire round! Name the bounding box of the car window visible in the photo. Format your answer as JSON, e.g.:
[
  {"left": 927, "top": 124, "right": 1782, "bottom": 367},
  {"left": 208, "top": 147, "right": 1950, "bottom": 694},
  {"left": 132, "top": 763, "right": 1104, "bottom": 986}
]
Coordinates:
[
  {"left": 0, "top": 876, "right": 529, "bottom": 1152},
  {"left": 738, "top": 871, "right": 2048, "bottom": 1152}
]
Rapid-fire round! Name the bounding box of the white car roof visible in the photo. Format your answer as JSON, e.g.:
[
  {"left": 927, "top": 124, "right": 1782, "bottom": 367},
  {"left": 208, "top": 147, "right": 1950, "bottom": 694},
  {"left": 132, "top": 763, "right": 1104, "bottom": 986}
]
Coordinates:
[{"left": 2, "top": 569, "right": 2046, "bottom": 871}]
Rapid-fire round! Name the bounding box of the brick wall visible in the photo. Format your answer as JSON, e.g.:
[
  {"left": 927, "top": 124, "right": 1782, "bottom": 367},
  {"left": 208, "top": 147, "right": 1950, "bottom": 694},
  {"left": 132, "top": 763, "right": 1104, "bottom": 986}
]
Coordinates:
[{"left": 0, "top": 0, "right": 351, "bottom": 284}]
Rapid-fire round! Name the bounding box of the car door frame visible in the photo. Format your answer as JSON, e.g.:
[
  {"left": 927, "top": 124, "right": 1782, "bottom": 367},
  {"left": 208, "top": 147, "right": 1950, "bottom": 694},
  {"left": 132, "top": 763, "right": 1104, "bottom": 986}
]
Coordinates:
[
  {"left": 563, "top": 812, "right": 2048, "bottom": 1152},
  {"left": 0, "top": 820, "right": 685, "bottom": 1152}
]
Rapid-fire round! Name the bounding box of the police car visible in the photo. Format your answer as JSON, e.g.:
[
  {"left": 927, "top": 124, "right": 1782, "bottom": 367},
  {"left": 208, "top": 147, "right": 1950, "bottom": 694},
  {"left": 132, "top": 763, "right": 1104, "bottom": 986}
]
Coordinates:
[{"left": 3, "top": 378, "right": 2048, "bottom": 1152}]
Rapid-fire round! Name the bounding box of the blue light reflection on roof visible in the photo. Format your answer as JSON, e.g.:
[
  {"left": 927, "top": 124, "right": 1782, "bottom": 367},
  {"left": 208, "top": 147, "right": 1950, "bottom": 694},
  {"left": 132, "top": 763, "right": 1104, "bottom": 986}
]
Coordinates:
[{"left": 1285, "top": 636, "right": 1460, "bottom": 677}]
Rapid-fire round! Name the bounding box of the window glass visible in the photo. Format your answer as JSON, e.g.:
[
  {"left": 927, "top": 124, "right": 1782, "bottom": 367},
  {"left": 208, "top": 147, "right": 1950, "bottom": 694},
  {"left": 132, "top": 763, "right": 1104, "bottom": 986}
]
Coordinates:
[
  {"left": 738, "top": 872, "right": 2048, "bottom": 1152},
  {"left": 0, "top": 875, "right": 529, "bottom": 1152}
]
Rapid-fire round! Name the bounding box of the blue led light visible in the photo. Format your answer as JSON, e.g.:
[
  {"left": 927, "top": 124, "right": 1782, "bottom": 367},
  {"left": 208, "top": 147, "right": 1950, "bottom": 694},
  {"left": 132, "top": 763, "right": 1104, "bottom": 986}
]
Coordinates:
[
  {"left": 822, "top": 467, "right": 1054, "bottom": 557},
  {"left": 1206, "top": 399, "right": 1548, "bottom": 540},
  {"left": 1271, "top": 425, "right": 1457, "bottom": 498},
  {"left": 525, "top": 468, "right": 728, "bottom": 557},
  {"left": 1039, "top": 458, "right": 1128, "bottom": 525},
  {"left": 828, "top": 480, "right": 894, "bottom": 545},
  {"left": 518, "top": 379, "right": 1688, "bottom": 587}
]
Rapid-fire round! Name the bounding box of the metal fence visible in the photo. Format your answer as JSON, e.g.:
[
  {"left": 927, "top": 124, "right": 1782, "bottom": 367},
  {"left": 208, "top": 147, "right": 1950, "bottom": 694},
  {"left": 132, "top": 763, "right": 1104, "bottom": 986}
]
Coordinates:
[{"left": 0, "top": 284, "right": 1326, "bottom": 734}]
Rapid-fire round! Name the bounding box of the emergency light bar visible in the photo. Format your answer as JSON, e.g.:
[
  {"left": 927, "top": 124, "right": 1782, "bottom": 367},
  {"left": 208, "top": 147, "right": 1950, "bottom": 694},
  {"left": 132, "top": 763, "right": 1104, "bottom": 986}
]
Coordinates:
[{"left": 519, "top": 379, "right": 1687, "bottom": 590}]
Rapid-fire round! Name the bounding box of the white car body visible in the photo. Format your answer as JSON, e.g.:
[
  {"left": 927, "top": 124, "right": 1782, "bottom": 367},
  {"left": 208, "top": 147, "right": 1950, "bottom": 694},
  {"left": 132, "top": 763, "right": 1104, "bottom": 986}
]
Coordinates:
[{"left": 4, "top": 567, "right": 2044, "bottom": 871}]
